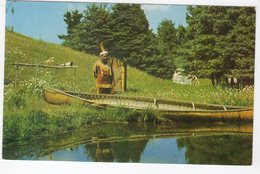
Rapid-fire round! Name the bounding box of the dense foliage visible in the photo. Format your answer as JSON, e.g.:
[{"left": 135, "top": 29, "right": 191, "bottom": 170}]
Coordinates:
[
  {"left": 60, "top": 4, "right": 255, "bottom": 85},
  {"left": 59, "top": 4, "right": 177, "bottom": 79},
  {"left": 177, "top": 6, "right": 255, "bottom": 86}
]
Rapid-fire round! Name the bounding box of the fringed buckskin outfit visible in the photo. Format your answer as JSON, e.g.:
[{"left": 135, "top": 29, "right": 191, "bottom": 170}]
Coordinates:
[{"left": 93, "top": 60, "right": 114, "bottom": 94}]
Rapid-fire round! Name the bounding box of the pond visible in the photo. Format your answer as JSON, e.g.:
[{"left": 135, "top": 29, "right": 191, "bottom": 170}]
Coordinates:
[{"left": 3, "top": 122, "right": 253, "bottom": 165}]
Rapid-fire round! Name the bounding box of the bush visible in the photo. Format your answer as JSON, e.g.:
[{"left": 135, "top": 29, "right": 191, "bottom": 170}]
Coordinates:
[{"left": 5, "top": 88, "right": 27, "bottom": 109}]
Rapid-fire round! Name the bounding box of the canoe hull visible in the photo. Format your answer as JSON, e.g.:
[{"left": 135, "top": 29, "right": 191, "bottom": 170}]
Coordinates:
[
  {"left": 43, "top": 88, "right": 82, "bottom": 105},
  {"left": 163, "top": 109, "right": 253, "bottom": 121},
  {"left": 43, "top": 88, "right": 253, "bottom": 121}
]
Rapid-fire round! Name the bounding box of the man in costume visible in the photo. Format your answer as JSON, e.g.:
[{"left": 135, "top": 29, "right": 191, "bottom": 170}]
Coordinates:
[{"left": 93, "top": 51, "right": 114, "bottom": 94}]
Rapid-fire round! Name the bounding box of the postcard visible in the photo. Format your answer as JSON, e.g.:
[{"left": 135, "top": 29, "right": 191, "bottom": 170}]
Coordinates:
[{"left": 1, "top": 0, "right": 259, "bottom": 174}]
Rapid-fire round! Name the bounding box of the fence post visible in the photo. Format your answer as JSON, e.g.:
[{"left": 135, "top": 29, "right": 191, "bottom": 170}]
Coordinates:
[
  {"left": 74, "top": 67, "right": 77, "bottom": 91},
  {"left": 15, "top": 64, "right": 19, "bottom": 88},
  {"left": 121, "top": 62, "right": 127, "bottom": 93}
]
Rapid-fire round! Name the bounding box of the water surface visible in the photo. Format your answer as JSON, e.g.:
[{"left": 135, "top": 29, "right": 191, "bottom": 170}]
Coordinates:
[{"left": 3, "top": 122, "right": 252, "bottom": 165}]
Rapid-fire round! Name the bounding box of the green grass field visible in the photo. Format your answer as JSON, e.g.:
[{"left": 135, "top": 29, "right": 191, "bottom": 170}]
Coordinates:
[
  {"left": 3, "top": 30, "right": 254, "bottom": 143},
  {"left": 5, "top": 31, "right": 254, "bottom": 105}
]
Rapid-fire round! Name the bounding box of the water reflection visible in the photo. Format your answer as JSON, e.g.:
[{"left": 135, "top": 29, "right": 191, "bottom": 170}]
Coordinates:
[
  {"left": 3, "top": 122, "right": 253, "bottom": 165},
  {"left": 177, "top": 134, "right": 252, "bottom": 165},
  {"left": 84, "top": 140, "right": 148, "bottom": 162}
]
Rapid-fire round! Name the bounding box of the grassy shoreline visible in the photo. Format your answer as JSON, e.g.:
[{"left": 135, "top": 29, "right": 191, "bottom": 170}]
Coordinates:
[
  {"left": 3, "top": 82, "right": 254, "bottom": 144},
  {"left": 3, "top": 98, "right": 163, "bottom": 144}
]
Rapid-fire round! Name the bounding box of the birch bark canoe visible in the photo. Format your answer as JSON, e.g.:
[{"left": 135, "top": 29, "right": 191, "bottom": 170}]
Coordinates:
[{"left": 42, "top": 87, "right": 253, "bottom": 121}]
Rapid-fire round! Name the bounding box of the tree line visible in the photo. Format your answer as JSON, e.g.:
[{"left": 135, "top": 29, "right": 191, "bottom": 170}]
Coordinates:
[{"left": 59, "top": 4, "right": 255, "bottom": 86}]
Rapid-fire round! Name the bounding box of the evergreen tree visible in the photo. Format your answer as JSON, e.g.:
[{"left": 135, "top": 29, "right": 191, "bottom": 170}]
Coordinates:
[
  {"left": 81, "top": 3, "right": 112, "bottom": 55},
  {"left": 59, "top": 4, "right": 111, "bottom": 54},
  {"left": 157, "top": 20, "right": 178, "bottom": 55},
  {"left": 58, "top": 4, "right": 255, "bottom": 84},
  {"left": 178, "top": 6, "right": 255, "bottom": 86},
  {"left": 226, "top": 7, "right": 255, "bottom": 86},
  {"left": 58, "top": 10, "right": 83, "bottom": 49},
  {"left": 108, "top": 4, "right": 151, "bottom": 67},
  {"left": 155, "top": 20, "right": 179, "bottom": 78},
  {"left": 176, "top": 25, "right": 187, "bottom": 46}
]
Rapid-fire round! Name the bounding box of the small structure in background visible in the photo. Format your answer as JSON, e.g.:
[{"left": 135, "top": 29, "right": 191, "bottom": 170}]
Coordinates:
[
  {"left": 172, "top": 68, "right": 199, "bottom": 85},
  {"left": 225, "top": 69, "right": 254, "bottom": 88},
  {"left": 172, "top": 68, "right": 185, "bottom": 84},
  {"left": 225, "top": 75, "right": 254, "bottom": 88},
  {"left": 227, "top": 76, "right": 239, "bottom": 88}
]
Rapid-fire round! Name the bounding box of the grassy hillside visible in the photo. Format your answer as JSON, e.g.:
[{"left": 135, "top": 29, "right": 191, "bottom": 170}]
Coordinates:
[
  {"left": 5, "top": 31, "right": 97, "bottom": 92},
  {"left": 4, "top": 30, "right": 254, "bottom": 105}
]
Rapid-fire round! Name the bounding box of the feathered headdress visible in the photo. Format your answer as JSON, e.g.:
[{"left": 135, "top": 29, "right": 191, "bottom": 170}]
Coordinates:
[{"left": 99, "top": 42, "right": 108, "bottom": 56}]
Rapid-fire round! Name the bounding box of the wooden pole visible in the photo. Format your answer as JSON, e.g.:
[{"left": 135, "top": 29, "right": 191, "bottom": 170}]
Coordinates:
[
  {"left": 15, "top": 64, "right": 19, "bottom": 88},
  {"left": 121, "top": 62, "right": 127, "bottom": 93},
  {"left": 74, "top": 67, "right": 77, "bottom": 91},
  {"left": 121, "top": 64, "right": 125, "bottom": 93},
  {"left": 35, "top": 58, "right": 38, "bottom": 87},
  {"left": 123, "top": 62, "right": 127, "bottom": 92},
  {"left": 11, "top": 63, "right": 78, "bottom": 69}
]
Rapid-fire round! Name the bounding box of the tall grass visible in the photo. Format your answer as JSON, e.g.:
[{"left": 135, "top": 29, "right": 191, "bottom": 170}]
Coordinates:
[
  {"left": 127, "top": 68, "right": 254, "bottom": 106},
  {"left": 3, "top": 96, "right": 161, "bottom": 143}
]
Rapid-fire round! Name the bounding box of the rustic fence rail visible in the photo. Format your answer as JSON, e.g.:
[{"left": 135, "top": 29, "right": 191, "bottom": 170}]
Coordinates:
[{"left": 12, "top": 62, "right": 78, "bottom": 89}]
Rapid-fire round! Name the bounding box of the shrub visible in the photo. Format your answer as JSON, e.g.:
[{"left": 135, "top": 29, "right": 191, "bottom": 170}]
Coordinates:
[{"left": 5, "top": 88, "right": 27, "bottom": 109}]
